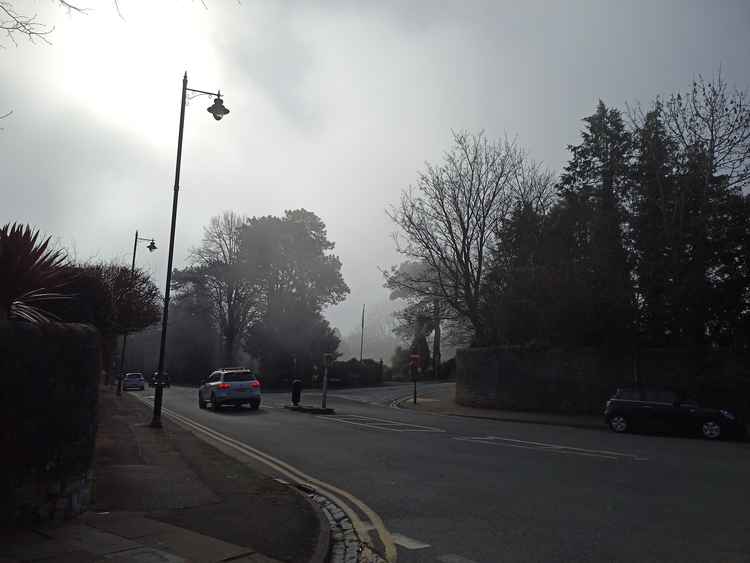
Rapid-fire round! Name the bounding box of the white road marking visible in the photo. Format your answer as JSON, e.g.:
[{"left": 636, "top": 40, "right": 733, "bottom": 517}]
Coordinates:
[
  {"left": 454, "top": 436, "right": 647, "bottom": 461},
  {"left": 319, "top": 413, "right": 445, "bottom": 433},
  {"left": 295, "top": 392, "right": 386, "bottom": 406},
  {"left": 322, "top": 417, "right": 438, "bottom": 432},
  {"left": 438, "top": 555, "right": 482, "bottom": 563},
  {"left": 391, "top": 533, "right": 431, "bottom": 550},
  {"left": 340, "top": 413, "right": 439, "bottom": 426},
  {"left": 488, "top": 436, "right": 648, "bottom": 460},
  {"left": 454, "top": 437, "right": 619, "bottom": 460}
]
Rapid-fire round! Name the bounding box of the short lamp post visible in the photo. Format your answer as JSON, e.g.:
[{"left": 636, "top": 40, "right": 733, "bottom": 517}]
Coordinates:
[
  {"left": 150, "top": 72, "right": 229, "bottom": 428},
  {"left": 116, "top": 231, "right": 157, "bottom": 396},
  {"left": 322, "top": 353, "right": 333, "bottom": 410}
]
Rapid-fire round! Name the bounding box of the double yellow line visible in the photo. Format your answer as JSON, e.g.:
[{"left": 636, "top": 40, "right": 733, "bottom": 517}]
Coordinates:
[{"left": 135, "top": 397, "right": 397, "bottom": 562}]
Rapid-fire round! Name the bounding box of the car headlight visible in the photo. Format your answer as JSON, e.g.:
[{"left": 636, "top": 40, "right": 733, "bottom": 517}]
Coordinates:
[{"left": 720, "top": 410, "right": 735, "bottom": 420}]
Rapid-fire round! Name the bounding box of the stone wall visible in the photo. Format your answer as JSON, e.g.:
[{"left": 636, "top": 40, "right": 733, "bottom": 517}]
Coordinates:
[
  {"left": 0, "top": 320, "right": 100, "bottom": 527},
  {"left": 456, "top": 346, "right": 750, "bottom": 416}
]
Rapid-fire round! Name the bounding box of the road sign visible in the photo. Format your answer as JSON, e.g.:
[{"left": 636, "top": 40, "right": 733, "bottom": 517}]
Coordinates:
[{"left": 409, "top": 353, "right": 421, "bottom": 369}]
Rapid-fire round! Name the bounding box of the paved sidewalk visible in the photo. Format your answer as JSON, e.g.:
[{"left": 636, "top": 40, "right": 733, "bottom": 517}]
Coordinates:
[
  {"left": 0, "top": 387, "right": 326, "bottom": 563},
  {"left": 398, "top": 382, "right": 606, "bottom": 430},
  {"left": 1, "top": 511, "right": 280, "bottom": 563}
]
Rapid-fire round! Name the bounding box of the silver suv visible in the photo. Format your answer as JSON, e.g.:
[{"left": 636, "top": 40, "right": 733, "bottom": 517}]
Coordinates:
[{"left": 198, "top": 368, "right": 262, "bottom": 411}]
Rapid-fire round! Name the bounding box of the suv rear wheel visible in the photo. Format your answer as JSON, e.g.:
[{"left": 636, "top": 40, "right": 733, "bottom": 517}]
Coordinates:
[
  {"left": 609, "top": 415, "right": 628, "bottom": 433},
  {"left": 198, "top": 393, "right": 206, "bottom": 409},
  {"left": 701, "top": 420, "right": 721, "bottom": 440}
]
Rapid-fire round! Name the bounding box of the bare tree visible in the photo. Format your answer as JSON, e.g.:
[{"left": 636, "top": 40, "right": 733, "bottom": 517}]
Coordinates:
[
  {"left": 0, "top": 0, "right": 210, "bottom": 46},
  {"left": 662, "top": 72, "right": 750, "bottom": 349},
  {"left": 2, "top": 1, "right": 85, "bottom": 122},
  {"left": 0, "top": 1, "right": 90, "bottom": 46},
  {"left": 664, "top": 70, "right": 750, "bottom": 190},
  {"left": 387, "top": 131, "right": 524, "bottom": 344},
  {"left": 188, "top": 211, "right": 261, "bottom": 364},
  {"left": 385, "top": 260, "right": 474, "bottom": 355},
  {"left": 508, "top": 156, "right": 557, "bottom": 215}
]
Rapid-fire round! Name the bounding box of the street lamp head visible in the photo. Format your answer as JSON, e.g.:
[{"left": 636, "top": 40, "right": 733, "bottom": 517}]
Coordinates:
[
  {"left": 147, "top": 240, "right": 157, "bottom": 252},
  {"left": 207, "top": 96, "right": 229, "bottom": 121}
]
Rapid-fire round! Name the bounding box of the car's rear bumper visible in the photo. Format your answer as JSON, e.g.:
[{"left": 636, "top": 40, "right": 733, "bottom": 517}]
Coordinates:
[
  {"left": 214, "top": 397, "right": 261, "bottom": 405},
  {"left": 214, "top": 391, "right": 261, "bottom": 400}
]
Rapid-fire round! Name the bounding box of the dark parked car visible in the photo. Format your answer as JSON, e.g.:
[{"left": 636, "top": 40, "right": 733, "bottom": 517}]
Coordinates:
[{"left": 605, "top": 386, "right": 746, "bottom": 440}]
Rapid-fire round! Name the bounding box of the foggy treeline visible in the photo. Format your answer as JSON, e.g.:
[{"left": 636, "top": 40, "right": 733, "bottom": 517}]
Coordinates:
[
  {"left": 126, "top": 209, "right": 349, "bottom": 385},
  {"left": 387, "top": 73, "right": 750, "bottom": 360},
  {"left": 128, "top": 73, "right": 750, "bottom": 384}
]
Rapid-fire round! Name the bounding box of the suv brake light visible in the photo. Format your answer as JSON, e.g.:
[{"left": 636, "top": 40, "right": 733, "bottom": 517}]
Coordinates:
[
  {"left": 250, "top": 380, "right": 260, "bottom": 389},
  {"left": 218, "top": 383, "right": 231, "bottom": 390}
]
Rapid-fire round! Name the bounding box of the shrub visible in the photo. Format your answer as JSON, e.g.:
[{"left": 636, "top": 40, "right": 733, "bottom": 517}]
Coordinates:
[{"left": 0, "top": 223, "right": 69, "bottom": 324}]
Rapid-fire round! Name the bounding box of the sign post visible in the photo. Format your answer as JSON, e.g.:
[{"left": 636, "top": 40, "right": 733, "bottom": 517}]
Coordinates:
[
  {"left": 322, "top": 353, "right": 333, "bottom": 409},
  {"left": 410, "top": 353, "right": 421, "bottom": 404}
]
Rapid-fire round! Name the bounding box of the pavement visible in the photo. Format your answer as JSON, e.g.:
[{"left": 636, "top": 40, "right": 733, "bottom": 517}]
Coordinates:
[
  {"left": 395, "top": 382, "right": 605, "bottom": 429},
  {"left": 0, "top": 387, "right": 325, "bottom": 563},
  {"left": 13, "top": 381, "right": 745, "bottom": 562},
  {"left": 130, "top": 383, "right": 750, "bottom": 563}
]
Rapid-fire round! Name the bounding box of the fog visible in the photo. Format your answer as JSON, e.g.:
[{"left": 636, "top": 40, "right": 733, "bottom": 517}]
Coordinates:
[{"left": 1, "top": 0, "right": 748, "bottom": 356}]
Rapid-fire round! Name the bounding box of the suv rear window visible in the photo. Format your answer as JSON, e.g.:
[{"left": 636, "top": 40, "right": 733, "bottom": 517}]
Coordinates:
[
  {"left": 616, "top": 388, "right": 641, "bottom": 401},
  {"left": 125, "top": 373, "right": 142, "bottom": 379},
  {"left": 222, "top": 371, "right": 256, "bottom": 382},
  {"left": 644, "top": 389, "right": 678, "bottom": 403}
]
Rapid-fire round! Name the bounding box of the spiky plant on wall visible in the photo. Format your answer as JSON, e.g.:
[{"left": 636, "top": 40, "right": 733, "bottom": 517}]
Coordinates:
[{"left": 0, "top": 223, "right": 70, "bottom": 324}]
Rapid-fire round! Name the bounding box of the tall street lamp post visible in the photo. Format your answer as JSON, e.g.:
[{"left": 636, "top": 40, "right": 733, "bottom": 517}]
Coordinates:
[
  {"left": 150, "top": 72, "right": 230, "bottom": 428},
  {"left": 116, "top": 231, "right": 157, "bottom": 396}
]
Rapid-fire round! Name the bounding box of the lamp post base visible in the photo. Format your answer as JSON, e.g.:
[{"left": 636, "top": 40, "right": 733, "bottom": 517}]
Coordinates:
[{"left": 150, "top": 384, "right": 165, "bottom": 429}]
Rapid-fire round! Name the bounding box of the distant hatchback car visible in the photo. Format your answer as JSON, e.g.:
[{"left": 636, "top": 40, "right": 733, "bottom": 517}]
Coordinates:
[
  {"left": 605, "top": 386, "right": 745, "bottom": 440},
  {"left": 198, "top": 368, "right": 262, "bottom": 410},
  {"left": 122, "top": 372, "right": 145, "bottom": 391}
]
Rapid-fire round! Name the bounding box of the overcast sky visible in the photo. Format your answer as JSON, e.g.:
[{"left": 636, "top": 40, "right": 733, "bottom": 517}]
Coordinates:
[{"left": 1, "top": 0, "right": 749, "bottom": 338}]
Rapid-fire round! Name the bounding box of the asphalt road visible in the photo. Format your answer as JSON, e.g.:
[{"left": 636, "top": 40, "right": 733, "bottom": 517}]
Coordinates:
[{"left": 137, "top": 383, "right": 750, "bottom": 563}]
